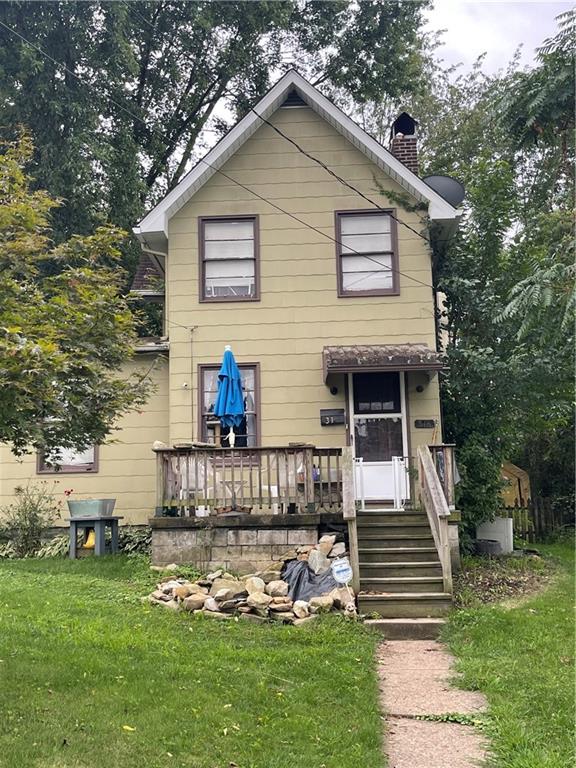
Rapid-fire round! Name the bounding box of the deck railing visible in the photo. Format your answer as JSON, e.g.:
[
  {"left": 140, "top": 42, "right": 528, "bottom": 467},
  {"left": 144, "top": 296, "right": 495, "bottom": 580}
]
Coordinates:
[{"left": 154, "top": 445, "right": 343, "bottom": 516}]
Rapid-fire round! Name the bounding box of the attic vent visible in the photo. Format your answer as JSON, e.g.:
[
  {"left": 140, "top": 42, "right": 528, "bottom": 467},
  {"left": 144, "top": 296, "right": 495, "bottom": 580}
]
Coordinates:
[{"left": 282, "top": 90, "right": 306, "bottom": 108}]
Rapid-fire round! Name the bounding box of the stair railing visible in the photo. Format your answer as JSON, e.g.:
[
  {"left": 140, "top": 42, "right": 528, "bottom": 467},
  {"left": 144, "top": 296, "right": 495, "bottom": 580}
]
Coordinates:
[
  {"left": 417, "top": 445, "right": 453, "bottom": 594},
  {"left": 391, "top": 455, "right": 406, "bottom": 510},
  {"left": 342, "top": 447, "right": 360, "bottom": 592}
]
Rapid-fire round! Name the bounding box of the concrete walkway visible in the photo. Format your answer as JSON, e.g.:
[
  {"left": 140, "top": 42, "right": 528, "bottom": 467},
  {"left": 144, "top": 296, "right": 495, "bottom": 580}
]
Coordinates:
[{"left": 377, "top": 640, "right": 489, "bottom": 768}]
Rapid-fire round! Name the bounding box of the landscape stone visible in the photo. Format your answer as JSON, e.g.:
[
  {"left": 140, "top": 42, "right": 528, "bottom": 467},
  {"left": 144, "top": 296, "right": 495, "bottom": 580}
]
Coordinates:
[
  {"left": 329, "top": 542, "right": 346, "bottom": 558},
  {"left": 270, "top": 612, "right": 294, "bottom": 623},
  {"left": 329, "top": 587, "right": 355, "bottom": 609},
  {"left": 277, "top": 550, "right": 297, "bottom": 562},
  {"left": 187, "top": 583, "right": 209, "bottom": 595},
  {"left": 213, "top": 588, "right": 234, "bottom": 602},
  {"left": 164, "top": 563, "right": 180, "bottom": 572},
  {"left": 182, "top": 593, "right": 208, "bottom": 611},
  {"left": 209, "top": 579, "right": 247, "bottom": 598},
  {"left": 310, "top": 595, "right": 334, "bottom": 612},
  {"left": 201, "top": 610, "right": 232, "bottom": 620},
  {"left": 161, "top": 580, "right": 182, "bottom": 593},
  {"left": 206, "top": 569, "right": 223, "bottom": 581},
  {"left": 308, "top": 549, "right": 331, "bottom": 575},
  {"left": 258, "top": 568, "right": 282, "bottom": 584},
  {"left": 318, "top": 534, "right": 337, "bottom": 555},
  {"left": 203, "top": 597, "right": 221, "bottom": 612},
  {"left": 173, "top": 585, "right": 193, "bottom": 600},
  {"left": 269, "top": 602, "right": 293, "bottom": 613},
  {"left": 219, "top": 599, "right": 246, "bottom": 613},
  {"left": 271, "top": 595, "right": 293, "bottom": 605},
  {"left": 293, "top": 615, "right": 319, "bottom": 627},
  {"left": 265, "top": 580, "right": 289, "bottom": 597},
  {"left": 296, "top": 545, "right": 313, "bottom": 555},
  {"left": 162, "top": 599, "right": 180, "bottom": 611},
  {"left": 293, "top": 600, "right": 310, "bottom": 618},
  {"left": 239, "top": 613, "right": 268, "bottom": 624},
  {"left": 245, "top": 576, "right": 266, "bottom": 594},
  {"left": 246, "top": 592, "right": 272, "bottom": 609}
]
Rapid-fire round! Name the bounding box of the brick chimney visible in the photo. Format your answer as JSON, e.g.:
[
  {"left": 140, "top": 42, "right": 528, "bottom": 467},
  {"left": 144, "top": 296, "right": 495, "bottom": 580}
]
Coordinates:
[{"left": 389, "top": 112, "right": 419, "bottom": 175}]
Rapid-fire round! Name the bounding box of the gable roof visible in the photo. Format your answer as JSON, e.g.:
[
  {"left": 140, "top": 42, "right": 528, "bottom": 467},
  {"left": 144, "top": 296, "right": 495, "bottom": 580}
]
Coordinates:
[{"left": 134, "top": 70, "right": 460, "bottom": 254}]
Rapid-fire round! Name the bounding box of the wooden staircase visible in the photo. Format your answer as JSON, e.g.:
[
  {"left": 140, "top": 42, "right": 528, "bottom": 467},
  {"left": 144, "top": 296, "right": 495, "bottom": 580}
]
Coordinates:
[{"left": 357, "top": 506, "right": 452, "bottom": 638}]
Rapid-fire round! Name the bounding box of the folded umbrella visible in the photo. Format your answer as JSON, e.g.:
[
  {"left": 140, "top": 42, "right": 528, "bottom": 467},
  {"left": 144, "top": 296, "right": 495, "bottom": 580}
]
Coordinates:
[{"left": 213, "top": 345, "right": 245, "bottom": 447}]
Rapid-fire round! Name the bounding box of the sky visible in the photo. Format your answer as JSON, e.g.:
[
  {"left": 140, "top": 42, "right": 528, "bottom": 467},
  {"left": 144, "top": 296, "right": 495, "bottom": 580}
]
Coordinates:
[{"left": 424, "top": 0, "right": 574, "bottom": 73}]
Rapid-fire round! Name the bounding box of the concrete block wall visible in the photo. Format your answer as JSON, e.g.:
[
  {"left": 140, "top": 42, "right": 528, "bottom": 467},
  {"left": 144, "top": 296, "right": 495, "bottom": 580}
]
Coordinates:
[{"left": 151, "top": 515, "right": 321, "bottom": 572}]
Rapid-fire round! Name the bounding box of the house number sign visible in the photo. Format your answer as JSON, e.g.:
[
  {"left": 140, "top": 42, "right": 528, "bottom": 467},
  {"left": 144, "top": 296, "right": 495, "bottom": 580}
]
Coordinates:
[{"left": 320, "top": 409, "right": 345, "bottom": 426}]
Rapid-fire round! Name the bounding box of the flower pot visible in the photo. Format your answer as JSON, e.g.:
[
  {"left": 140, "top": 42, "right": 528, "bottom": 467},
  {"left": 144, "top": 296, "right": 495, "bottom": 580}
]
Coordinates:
[{"left": 67, "top": 499, "right": 116, "bottom": 518}]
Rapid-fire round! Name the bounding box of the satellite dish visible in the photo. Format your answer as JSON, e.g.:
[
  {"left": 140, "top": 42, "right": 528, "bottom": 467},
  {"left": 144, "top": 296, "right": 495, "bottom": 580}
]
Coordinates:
[{"left": 423, "top": 175, "right": 465, "bottom": 208}]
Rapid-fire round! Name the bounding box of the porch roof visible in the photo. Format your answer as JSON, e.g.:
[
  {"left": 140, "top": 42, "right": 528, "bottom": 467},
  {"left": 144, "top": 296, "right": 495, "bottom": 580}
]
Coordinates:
[{"left": 323, "top": 343, "right": 444, "bottom": 381}]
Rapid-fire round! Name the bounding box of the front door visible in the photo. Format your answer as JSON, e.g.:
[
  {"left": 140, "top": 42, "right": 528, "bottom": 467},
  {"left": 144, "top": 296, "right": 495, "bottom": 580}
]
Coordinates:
[{"left": 348, "top": 372, "right": 409, "bottom": 501}]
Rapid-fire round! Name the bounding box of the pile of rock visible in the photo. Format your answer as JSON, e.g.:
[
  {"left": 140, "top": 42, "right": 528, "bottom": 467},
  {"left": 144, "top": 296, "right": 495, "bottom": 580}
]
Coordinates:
[{"left": 147, "top": 534, "right": 356, "bottom": 626}]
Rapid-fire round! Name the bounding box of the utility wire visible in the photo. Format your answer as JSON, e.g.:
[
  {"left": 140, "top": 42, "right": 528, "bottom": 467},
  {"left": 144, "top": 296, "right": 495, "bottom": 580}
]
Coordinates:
[
  {"left": 0, "top": 18, "right": 436, "bottom": 291},
  {"left": 250, "top": 107, "right": 432, "bottom": 245}
]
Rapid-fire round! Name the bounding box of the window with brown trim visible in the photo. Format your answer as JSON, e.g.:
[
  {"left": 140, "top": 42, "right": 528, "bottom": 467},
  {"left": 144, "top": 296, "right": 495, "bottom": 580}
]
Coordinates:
[
  {"left": 336, "top": 210, "right": 399, "bottom": 296},
  {"left": 199, "top": 364, "right": 259, "bottom": 447},
  {"left": 38, "top": 446, "right": 98, "bottom": 474},
  {"left": 199, "top": 216, "right": 259, "bottom": 301}
]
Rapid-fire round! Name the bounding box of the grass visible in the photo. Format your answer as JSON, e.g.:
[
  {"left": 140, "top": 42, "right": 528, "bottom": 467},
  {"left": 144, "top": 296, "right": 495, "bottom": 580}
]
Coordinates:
[
  {"left": 0, "top": 555, "right": 384, "bottom": 768},
  {"left": 446, "top": 542, "right": 575, "bottom": 768}
]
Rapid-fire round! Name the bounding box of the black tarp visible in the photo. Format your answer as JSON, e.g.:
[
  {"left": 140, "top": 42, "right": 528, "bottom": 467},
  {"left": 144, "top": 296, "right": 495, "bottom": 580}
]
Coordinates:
[{"left": 281, "top": 559, "right": 338, "bottom": 602}]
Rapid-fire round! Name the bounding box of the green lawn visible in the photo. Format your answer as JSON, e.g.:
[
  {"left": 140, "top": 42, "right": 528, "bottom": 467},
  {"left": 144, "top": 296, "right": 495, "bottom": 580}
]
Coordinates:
[
  {"left": 446, "top": 543, "right": 575, "bottom": 768},
  {"left": 0, "top": 556, "right": 384, "bottom": 768}
]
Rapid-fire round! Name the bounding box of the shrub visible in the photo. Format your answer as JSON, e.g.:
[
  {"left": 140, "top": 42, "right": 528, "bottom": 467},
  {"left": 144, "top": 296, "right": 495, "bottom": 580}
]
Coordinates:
[
  {"left": 118, "top": 526, "right": 151, "bottom": 556},
  {"left": 0, "top": 482, "right": 61, "bottom": 557},
  {"left": 36, "top": 534, "right": 70, "bottom": 558}
]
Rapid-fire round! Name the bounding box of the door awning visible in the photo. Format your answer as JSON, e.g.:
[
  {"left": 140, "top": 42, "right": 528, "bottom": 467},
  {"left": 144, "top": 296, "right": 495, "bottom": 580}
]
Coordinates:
[{"left": 323, "top": 344, "right": 444, "bottom": 382}]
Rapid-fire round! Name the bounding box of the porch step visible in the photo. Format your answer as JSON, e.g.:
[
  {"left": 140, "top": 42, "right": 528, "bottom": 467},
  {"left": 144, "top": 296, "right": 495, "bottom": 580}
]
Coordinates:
[
  {"left": 357, "top": 523, "right": 432, "bottom": 537},
  {"left": 364, "top": 618, "right": 446, "bottom": 640},
  {"left": 358, "top": 535, "right": 436, "bottom": 548},
  {"left": 357, "top": 510, "right": 428, "bottom": 524},
  {"left": 359, "top": 547, "right": 439, "bottom": 563},
  {"left": 359, "top": 576, "right": 445, "bottom": 593},
  {"left": 359, "top": 561, "right": 443, "bottom": 578},
  {"left": 358, "top": 592, "right": 452, "bottom": 618}
]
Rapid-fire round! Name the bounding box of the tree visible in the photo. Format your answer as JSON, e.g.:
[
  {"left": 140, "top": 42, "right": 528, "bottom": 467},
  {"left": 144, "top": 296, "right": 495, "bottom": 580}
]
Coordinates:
[
  {"left": 0, "top": 0, "right": 430, "bottom": 256},
  {"left": 0, "top": 134, "right": 151, "bottom": 457},
  {"left": 363, "top": 11, "right": 574, "bottom": 527}
]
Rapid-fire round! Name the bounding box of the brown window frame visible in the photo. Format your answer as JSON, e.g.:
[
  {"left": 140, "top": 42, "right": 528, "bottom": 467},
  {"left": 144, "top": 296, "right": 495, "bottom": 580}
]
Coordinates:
[
  {"left": 37, "top": 445, "right": 99, "bottom": 475},
  {"left": 199, "top": 215, "right": 260, "bottom": 303},
  {"left": 198, "top": 362, "right": 261, "bottom": 447},
  {"left": 335, "top": 209, "right": 400, "bottom": 297}
]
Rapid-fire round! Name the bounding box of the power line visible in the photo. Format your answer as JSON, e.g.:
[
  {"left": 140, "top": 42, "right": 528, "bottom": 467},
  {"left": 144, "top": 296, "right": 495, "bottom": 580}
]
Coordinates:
[
  {"left": 250, "top": 106, "right": 432, "bottom": 246},
  {"left": 0, "top": 18, "right": 435, "bottom": 292}
]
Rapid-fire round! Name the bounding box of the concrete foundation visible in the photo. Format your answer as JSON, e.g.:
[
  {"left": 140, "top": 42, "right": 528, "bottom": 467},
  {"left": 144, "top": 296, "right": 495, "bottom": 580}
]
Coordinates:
[{"left": 150, "top": 513, "right": 343, "bottom": 572}]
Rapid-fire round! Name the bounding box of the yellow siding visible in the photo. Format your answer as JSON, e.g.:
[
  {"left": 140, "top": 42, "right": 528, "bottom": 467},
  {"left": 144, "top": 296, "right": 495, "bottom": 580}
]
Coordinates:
[
  {"left": 0, "top": 356, "right": 169, "bottom": 526},
  {"left": 167, "top": 105, "right": 442, "bottom": 451}
]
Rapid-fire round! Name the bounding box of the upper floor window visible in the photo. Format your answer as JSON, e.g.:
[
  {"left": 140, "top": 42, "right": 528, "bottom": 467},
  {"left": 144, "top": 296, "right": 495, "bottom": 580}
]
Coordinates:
[
  {"left": 336, "top": 210, "right": 399, "bottom": 297},
  {"left": 199, "top": 216, "right": 259, "bottom": 302},
  {"left": 38, "top": 446, "right": 98, "bottom": 474},
  {"left": 199, "top": 364, "right": 259, "bottom": 447}
]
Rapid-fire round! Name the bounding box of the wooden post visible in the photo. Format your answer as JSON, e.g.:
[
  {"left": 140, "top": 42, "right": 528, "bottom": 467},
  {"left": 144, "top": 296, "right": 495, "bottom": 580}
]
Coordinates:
[
  {"left": 304, "top": 447, "right": 315, "bottom": 513},
  {"left": 155, "top": 450, "right": 165, "bottom": 513},
  {"left": 341, "top": 446, "right": 360, "bottom": 593}
]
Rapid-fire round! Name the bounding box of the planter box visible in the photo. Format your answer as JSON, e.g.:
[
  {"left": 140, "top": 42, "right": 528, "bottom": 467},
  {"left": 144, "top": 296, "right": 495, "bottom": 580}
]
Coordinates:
[{"left": 67, "top": 499, "right": 116, "bottom": 518}]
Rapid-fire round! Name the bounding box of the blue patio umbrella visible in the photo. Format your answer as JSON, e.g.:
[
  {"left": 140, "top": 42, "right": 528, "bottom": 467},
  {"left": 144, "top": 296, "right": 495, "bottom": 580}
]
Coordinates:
[{"left": 213, "top": 345, "right": 245, "bottom": 446}]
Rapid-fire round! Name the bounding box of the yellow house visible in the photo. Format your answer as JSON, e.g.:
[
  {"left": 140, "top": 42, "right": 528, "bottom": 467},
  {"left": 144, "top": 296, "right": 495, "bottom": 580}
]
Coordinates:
[{"left": 0, "top": 70, "right": 460, "bottom": 529}]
